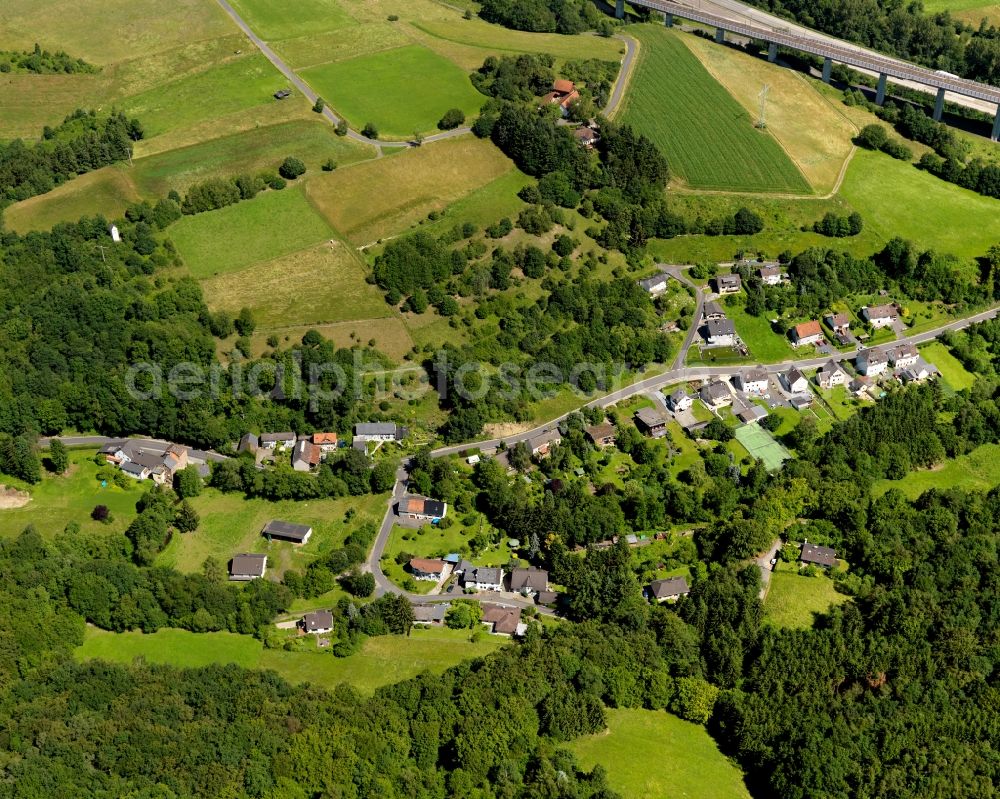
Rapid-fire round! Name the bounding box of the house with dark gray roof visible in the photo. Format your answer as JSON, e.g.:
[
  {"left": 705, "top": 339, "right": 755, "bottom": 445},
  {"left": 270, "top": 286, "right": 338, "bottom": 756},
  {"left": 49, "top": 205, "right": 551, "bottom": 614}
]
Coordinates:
[
  {"left": 712, "top": 274, "right": 742, "bottom": 294},
  {"left": 702, "top": 300, "right": 726, "bottom": 322},
  {"left": 637, "top": 273, "right": 669, "bottom": 295},
  {"left": 509, "top": 567, "right": 548, "bottom": 595},
  {"left": 648, "top": 576, "right": 690, "bottom": 602},
  {"left": 261, "top": 520, "right": 312, "bottom": 544},
  {"left": 229, "top": 553, "right": 267, "bottom": 581},
  {"left": 704, "top": 318, "right": 736, "bottom": 346},
  {"left": 260, "top": 432, "right": 296, "bottom": 450},
  {"left": 464, "top": 566, "right": 504, "bottom": 592},
  {"left": 412, "top": 603, "right": 449, "bottom": 625},
  {"left": 354, "top": 422, "right": 403, "bottom": 442},
  {"left": 301, "top": 610, "right": 334, "bottom": 634},
  {"left": 800, "top": 542, "right": 838, "bottom": 568},
  {"left": 634, "top": 407, "right": 668, "bottom": 438},
  {"left": 699, "top": 380, "right": 732, "bottom": 408},
  {"left": 238, "top": 433, "right": 259, "bottom": 454}
]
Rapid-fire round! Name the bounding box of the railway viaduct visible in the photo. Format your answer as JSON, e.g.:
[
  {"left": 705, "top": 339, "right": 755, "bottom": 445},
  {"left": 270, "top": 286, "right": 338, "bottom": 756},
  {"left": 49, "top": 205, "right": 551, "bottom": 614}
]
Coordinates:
[{"left": 615, "top": 0, "right": 1000, "bottom": 140}]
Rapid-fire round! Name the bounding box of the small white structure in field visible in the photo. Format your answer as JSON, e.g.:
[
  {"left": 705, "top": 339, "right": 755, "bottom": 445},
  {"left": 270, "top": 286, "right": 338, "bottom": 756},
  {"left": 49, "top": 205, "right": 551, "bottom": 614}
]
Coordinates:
[{"left": 109, "top": 224, "right": 121, "bottom": 243}]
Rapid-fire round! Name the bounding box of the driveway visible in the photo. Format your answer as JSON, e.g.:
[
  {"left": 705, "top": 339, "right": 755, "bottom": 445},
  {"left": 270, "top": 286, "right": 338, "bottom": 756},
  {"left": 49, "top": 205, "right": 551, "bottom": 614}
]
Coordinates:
[{"left": 756, "top": 539, "right": 782, "bottom": 600}]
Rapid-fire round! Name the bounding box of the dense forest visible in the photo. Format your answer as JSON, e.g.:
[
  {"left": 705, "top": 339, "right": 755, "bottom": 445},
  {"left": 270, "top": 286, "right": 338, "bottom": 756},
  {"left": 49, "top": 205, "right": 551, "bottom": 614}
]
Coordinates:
[{"left": 478, "top": 0, "right": 605, "bottom": 34}]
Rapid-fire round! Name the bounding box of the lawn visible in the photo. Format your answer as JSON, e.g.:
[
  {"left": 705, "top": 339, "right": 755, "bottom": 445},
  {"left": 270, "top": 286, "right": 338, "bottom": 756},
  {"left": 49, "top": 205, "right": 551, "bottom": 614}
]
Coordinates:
[
  {"left": 723, "top": 297, "right": 796, "bottom": 362},
  {"left": 0, "top": 449, "right": 145, "bottom": 539},
  {"left": 171, "top": 186, "right": 334, "bottom": 279},
  {"left": 873, "top": 443, "right": 1000, "bottom": 499},
  {"left": 567, "top": 708, "right": 751, "bottom": 799},
  {"left": 920, "top": 342, "right": 977, "bottom": 391},
  {"left": 156, "top": 488, "right": 386, "bottom": 577},
  {"left": 200, "top": 241, "right": 390, "bottom": 329},
  {"left": 764, "top": 569, "right": 849, "bottom": 629},
  {"left": 681, "top": 31, "right": 856, "bottom": 195},
  {"left": 839, "top": 149, "right": 1000, "bottom": 260},
  {"left": 620, "top": 26, "right": 810, "bottom": 194},
  {"left": 76, "top": 624, "right": 507, "bottom": 693},
  {"left": 300, "top": 44, "right": 485, "bottom": 138},
  {"left": 821, "top": 385, "right": 860, "bottom": 421},
  {"left": 247, "top": 317, "right": 416, "bottom": 362},
  {"left": 414, "top": 168, "right": 533, "bottom": 240},
  {"left": 922, "top": 0, "right": 1000, "bottom": 24},
  {"left": 306, "top": 136, "right": 514, "bottom": 245},
  {"left": 2, "top": 166, "right": 139, "bottom": 233},
  {"left": 228, "top": 0, "right": 355, "bottom": 41}
]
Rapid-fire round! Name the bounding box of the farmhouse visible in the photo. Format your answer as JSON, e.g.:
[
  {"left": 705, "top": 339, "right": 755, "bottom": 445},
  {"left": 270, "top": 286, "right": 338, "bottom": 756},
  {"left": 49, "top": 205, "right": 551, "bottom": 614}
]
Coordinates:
[
  {"left": 712, "top": 274, "right": 742, "bottom": 294},
  {"left": 509, "top": 567, "right": 548, "bottom": 595},
  {"left": 542, "top": 79, "right": 579, "bottom": 116},
  {"left": 816, "top": 360, "right": 848, "bottom": 388},
  {"left": 261, "top": 520, "right": 313, "bottom": 544},
  {"left": 790, "top": 320, "right": 824, "bottom": 347},
  {"left": 800, "top": 542, "right": 838, "bottom": 568},
  {"left": 291, "top": 439, "right": 321, "bottom": 472},
  {"left": 702, "top": 300, "right": 726, "bottom": 322},
  {"left": 312, "top": 432, "right": 339, "bottom": 454},
  {"left": 585, "top": 423, "right": 617, "bottom": 448},
  {"left": 397, "top": 496, "right": 447, "bottom": 522},
  {"left": 736, "top": 368, "right": 770, "bottom": 395},
  {"left": 300, "top": 610, "right": 334, "bottom": 635},
  {"left": 101, "top": 440, "right": 189, "bottom": 486},
  {"left": 228, "top": 553, "right": 267, "bottom": 581},
  {"left": 354, "top": 422, "right": 403, "bottom": 442},
  {"left": 260, "top": 432, "right": 296, "bottom": 450},
  {"left": 529, "top": 429, "right": 562, "bottom": 457},
  {"left": 464, "top": 566, "right": 504, "bottom": 592},
  {"left": 634, "top": 407, "right": 668, "bottom": 438},
  {"left": 888, "top": 342, "right": 919, "bottom": 369},
  {"left": 856, "top": 348, "right": 889, "bottom": 377},
  {"left": 637, "top": 273, "right": 669, "bottom": 296},
  {"left": 409, "top": 558, "right": 446, "bottom": 581},
  {"left": 699, "top": 380, "right": 732, "bottom": 408},
  {"left": 704, "top": 318, "right": 736, "bottom": 347},
  {"left": 668, "top": 388, "right": 693, "bottom": 412},
  {"left": 481, "top": 604, "right": 523, "bottom": 636},
  {"left": 782, "top": 367, "right": 809, "bottom": 394},
  {"left": 861, "top": 303, "right": 899, "bottom": 329},
  {"left": 412, "top": 604, "right": 448, "bottom": 625},
  {"left": 648, "top": 576, "right": 690, "bottom": 602},
  {"left": 758, "top": 265, "right": 783, "bottom": 285}
]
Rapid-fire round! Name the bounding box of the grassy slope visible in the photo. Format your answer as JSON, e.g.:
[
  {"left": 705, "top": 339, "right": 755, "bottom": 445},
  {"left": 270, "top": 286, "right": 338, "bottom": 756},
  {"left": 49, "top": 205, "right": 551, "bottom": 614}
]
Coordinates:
[
  {"left": 919, "top": 342, "right": 977, "bottom": 390},
  {"left": 873, "top": 442, "right": 1000, "bottom": 499},
  {"left": 620, "top": 25, "right": 810, "bottom": 194},
  {"left": 228, "top": 0, "right": 355, "bottom": 40},
  {"left": 76, "top": 625, "right": 507, "bottom": 693},
  {"left": 567, "top": 708, "right": 751, "bottom": 799},
  {"left": 764, "top": 570, "right": 849, "bottom": 629},
  {"left": 170, "top": 185, "right": 334, "bottom": 279}
]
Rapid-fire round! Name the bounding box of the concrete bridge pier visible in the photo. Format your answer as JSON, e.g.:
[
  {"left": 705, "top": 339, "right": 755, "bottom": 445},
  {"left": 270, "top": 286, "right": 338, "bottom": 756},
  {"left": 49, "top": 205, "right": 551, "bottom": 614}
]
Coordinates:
[
  {"left": 664, "top": 11, "right": 673, "bottom": 27},
  {"left": 933, "top": 87, "right": 946, "bottom": 121},
  {"left": 821, "top": 57, "right": 832, "bottom": 83},
  {"left": 767, "top": 42, "right": 778, "bottom": 63},
  {"left": 715, "top": 27, "right": 725, "bottom": 43},
  {"left": 876, "top": 73, "right": 887, "bottom": 105},
  {"left": 615, "top": 0, "right": 624, "bottom": 19},
  {"left": 992, "top": 109, "right": 1000, "bottom": 141}
]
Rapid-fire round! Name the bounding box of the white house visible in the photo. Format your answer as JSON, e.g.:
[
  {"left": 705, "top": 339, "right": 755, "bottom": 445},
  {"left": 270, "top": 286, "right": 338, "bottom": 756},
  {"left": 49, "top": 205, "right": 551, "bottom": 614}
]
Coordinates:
[
  {"left": 856, "top": 348, "right": 889, "bottom": 377},
  {"left": 260, "top": 432, "right": 296, "bottom": 450},
  {"left": 463, "top": 566, "right": 504, "bottom": 592},
  {"left": 758, "top": 265, "right": 783, "bottom": 285},
  {"left": 229, "top": 553, "right": 267, "bottom": 581},
  {"left": 782, "top": 367, "right": 809, "bottom": 394},
  {"left": 861, "top": 303, "right": 898, "bottom": 329},
  {"left": 704, "top": 318, "right": 736, "bottom": 347},
  {"left": 528, "top": 430, "right": 562, "bottom": 457},
  {"left": 790, "top": 320, "right": 824, "bottom": 347},
  {"left": 816, "top": 360, "right": 848, "bottom": 389},
  {"left": 712, "top": 274, "right": 742, "bottom": 294},
  {"left": 291, "top": 439, "right": 320, "bottom": 472},
  {"left": 409, "top": 558, "right": 446, "bottom": 581},
  {"left": 637, "top": 273, "right": 669, "bottom": 296},
  {"left": 398, "top": 496, "right": 447, "bottom": 522},
  {"left": 667, "top": 388, "right": 693, "bottom": 412},
  {"left": 736, "top": 368, "right": 769, "bottom": 395},
  {"left": 888, "top": 343, "right": 919, "bottom": 369},
  {"left": 354, "top": 422, "right": 401, "bottom": 442}
]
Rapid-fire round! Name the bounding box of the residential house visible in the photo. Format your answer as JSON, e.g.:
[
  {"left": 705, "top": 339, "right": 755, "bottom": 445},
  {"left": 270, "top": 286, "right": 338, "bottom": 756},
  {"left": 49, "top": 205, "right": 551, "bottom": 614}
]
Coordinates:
[
  {"left": 849, "top": 376, "right": 872, "bottom": 397},
  {"left": 300, "top": 610, "right": 334, "bottom": 634},
  {"left": 535, "top": 590, "right": 559, "bottom": 606},
  {"left": 789, "top": 394, "right": 812, "bottom": 410},
  {"left": 667, "top": 388, "right": 693, "bottom": 412},
  {"left": 585, "top": 423, "right": 616, "bottom": 448},
  {"left": 481, "top": 604, "right": 523, "bottom": 636},
  {"left": 541, "top": 79, "right": 579, "bottom": 117},
  {"left": 736, "top": 368, "right": 770, "bottom": 395},
  {"left": 237, "top": 433, "right": 259, "bottom": 455},
  {"left": 737, "top": 405, "right": 768, "bottom": 424},
  {"left": 901, "top": 362, "right": 937, "bottom": 384},
  {"left": 509, "top": 567, "right": 548, "bottom": 596},
  {"left": 412, "top": 604, "right": 448, "bottom": 625},
  {"left": 782, "top": 367, "right": 809, "bottom": 394},
  {"left": 634, "top": 407, "right": 668, "bottom": 438},
  {"left": 699, "top": 380, "right": 732, "bottom": 408},
  {"left": 816, "top": 360, "right": 847, "bottom": 389},
  {"left": 354, "top": 422, "right": 402, "bottom": 442},
  {"left": 311, "top": 432, "right": 339, "bottom": 455},
  {"left": 790, "top": 320, "right": 825, "bottom": 347},
  {"left": 291, "top": 439, "right": 321, "bottom": 472},
  {"left": 397, "top": 496, "right": 448, "bottom": 522},
  {"left": 712, "top": 274, "right": 742, "bottom": 294},
  {"left": 229, "top": 553, "right": 267, "bottom": 581},
  {"left": 648, "top": 576, "right": 690, "bottom": 602},
  {"left": 702, "top": 300, "right": 726, "bottom": 322},
  {"left": 573, "top": 125, "right": 599, "bottom": 148},
  {"left": 103, "top": 440, "right": 188, "bottom": 486},
  {"left": 121, "top": 461, "right": 151, "bottom": 480},
  {"left": 861, "top": 303, "right": 899, "bottom": 329},
  {"left": 529, "top": 429, "right": 562, "bottom": 457},
  {"left": 800, "top": 542, "right": 838, "bottom": 568},
  {"left": 260, "top": 432, "right": 296, "bottom": 451},
  {"left": 261, "top": 520, "right": 313, "bottom": 544},
  {"left": 856, "top": 348, "right": 888, "bottom": 377},
  {"left": 409, "top": 558, "right": 446, "bottom": 581},
  {"left": 824, "top": 312, "right": 851, "bottom": 335},
  {"left": 758, "top": 265, "right": 783, "bottom": 285},
  {"left": 637, "top": 273, "right": 669, "bottom": 296},
  {"left": 463, "top": 566, "right": 504, "bottom": 592},
  {"left": 888, "top": 342, "right": 919, "bottom": 369},
  {"left": 704, "top": 318, "right": 736, "bottom": 347}
]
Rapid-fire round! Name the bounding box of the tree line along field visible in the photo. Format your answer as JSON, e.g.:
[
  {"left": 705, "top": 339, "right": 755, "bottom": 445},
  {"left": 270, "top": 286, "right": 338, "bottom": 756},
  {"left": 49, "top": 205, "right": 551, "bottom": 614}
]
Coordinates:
[{"left": 619, "top": 25, "right": 811, "bottom": 195}]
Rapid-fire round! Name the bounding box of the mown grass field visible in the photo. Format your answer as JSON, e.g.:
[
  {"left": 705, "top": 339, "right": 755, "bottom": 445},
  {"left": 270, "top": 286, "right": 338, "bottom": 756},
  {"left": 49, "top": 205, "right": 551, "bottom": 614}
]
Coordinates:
[
  {"left": 567, "top": 708, "right": 751, "bottom": 799},
  {"left": 228, "top": 0, "right": 355, "bottom": 40},
  {"left": 305, "top": 136, "right": 515, "bottom": 245},
  {"left": 922, "top": 0, "right": 1000, "bottom": 24},
  {"left": 171, "top": 186, "right": 334, "bottom": 278},
  {"left": 764, "top": 570, "right": 849, "bottom": 628},
  {"left": 157, "top": 488, "right": 386, "bottom": 577},
  {"left": 920, "top": 342, "right": 977, "bottom": 390},
  {"left": 620, "top": 26, "right": 810, "bottom": 194},
  {"left": 723, "top": 297, "right": 796, "bottom": 362},
  {"left": 873, "top": 443, "right": 1000, "bottom": 499},
  {"left": 201, "top": 241, "right": 390, "bottom": 329},
  {"left": 681, "top": 33, "right": 857, "bottom": 195},
  {"left": 301, "top": 44, "right": 485, "bottom": 138},
  {"left": 76, "top": 625, "right": 507, "bottom": 693}
]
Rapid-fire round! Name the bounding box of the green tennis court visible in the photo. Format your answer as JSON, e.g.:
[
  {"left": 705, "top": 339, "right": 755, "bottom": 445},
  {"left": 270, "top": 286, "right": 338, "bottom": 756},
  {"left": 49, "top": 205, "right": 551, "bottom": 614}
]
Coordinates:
[{"left": 735, "top": 424, "right": 790, "bottom": 471}]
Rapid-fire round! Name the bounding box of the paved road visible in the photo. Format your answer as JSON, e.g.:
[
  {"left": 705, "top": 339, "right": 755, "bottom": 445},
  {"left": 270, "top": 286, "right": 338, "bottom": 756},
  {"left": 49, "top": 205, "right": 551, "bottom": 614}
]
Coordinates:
[
  {"left": 604, "top": 33, "right": 639, "bottom": 117},
  {"left": 664, "top": 265, "right": 705, "bottom": 370},
  {"left": 213, "top": 0, "right": 472, "bottom": 152}
]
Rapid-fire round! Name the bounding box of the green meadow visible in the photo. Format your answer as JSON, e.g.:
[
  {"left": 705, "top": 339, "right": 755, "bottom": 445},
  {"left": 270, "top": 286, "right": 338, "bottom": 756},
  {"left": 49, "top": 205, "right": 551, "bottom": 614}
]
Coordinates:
[
  {"left": 873, "top": 443, "right": 1000, "bottom": 499},
  {"left": 919, "top": 342, "right": 977, "bottom": 391},
  {"left": 764, "top": 569, "right": 849, "bottom": 629},
  {"left": 228, "top": 0, "right": 355, "bottom": 40}
]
